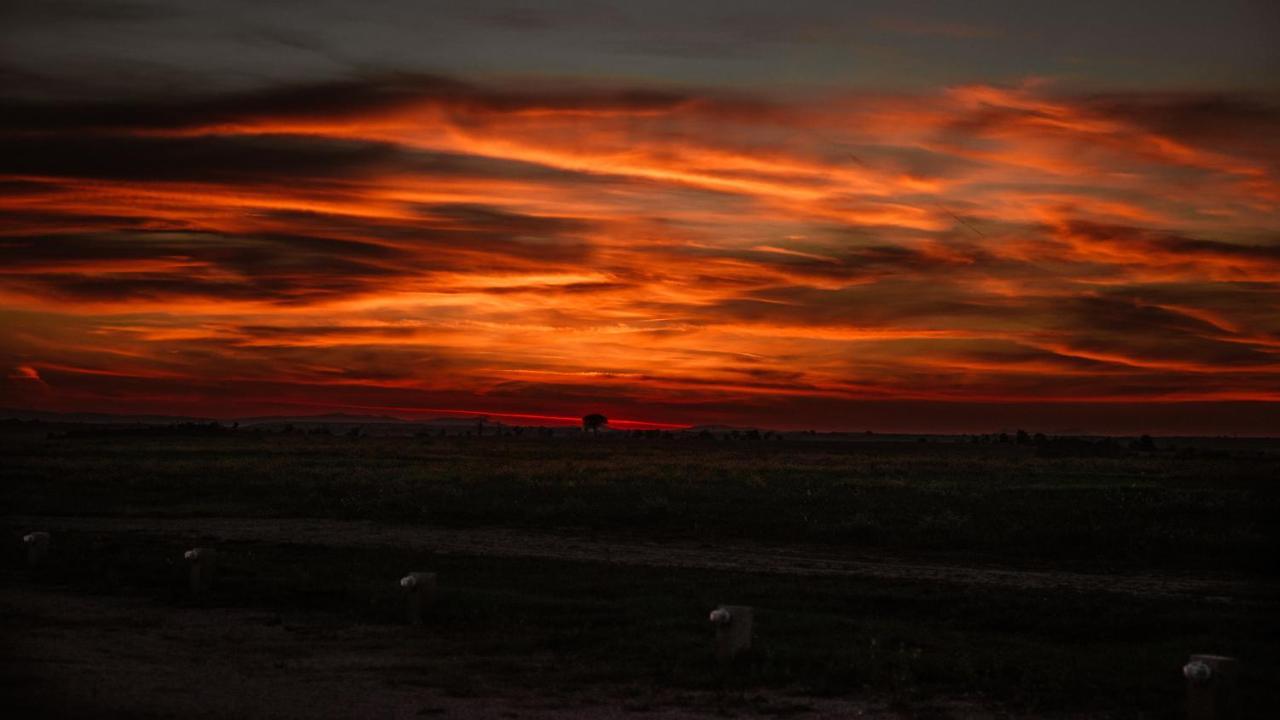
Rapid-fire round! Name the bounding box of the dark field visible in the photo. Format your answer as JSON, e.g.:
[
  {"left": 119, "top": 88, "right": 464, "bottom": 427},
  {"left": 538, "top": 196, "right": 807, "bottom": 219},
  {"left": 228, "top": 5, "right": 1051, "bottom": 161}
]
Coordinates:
[{"left": 3, "top": 427, "right": 1279, "bottom": 718}]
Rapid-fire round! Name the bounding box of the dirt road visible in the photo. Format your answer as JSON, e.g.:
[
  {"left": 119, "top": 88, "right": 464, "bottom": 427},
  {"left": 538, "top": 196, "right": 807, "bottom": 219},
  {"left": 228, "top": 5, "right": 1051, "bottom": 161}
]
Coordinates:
[{"left": 7, "top": 514, "right": 1275, "bottom": 602}]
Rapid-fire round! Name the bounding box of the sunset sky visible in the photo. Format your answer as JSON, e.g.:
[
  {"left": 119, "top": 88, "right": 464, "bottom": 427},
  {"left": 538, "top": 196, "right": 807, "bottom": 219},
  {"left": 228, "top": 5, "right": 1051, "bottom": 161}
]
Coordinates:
[{"left": 3, "top": 0, "right": 1279, "bottom": 433}]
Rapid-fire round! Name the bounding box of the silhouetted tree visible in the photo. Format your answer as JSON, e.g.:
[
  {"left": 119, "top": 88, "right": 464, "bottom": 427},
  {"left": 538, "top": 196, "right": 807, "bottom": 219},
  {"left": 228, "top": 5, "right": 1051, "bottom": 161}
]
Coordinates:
[{"left": 582, "top": 413, "right": 608, "bottom": 435}]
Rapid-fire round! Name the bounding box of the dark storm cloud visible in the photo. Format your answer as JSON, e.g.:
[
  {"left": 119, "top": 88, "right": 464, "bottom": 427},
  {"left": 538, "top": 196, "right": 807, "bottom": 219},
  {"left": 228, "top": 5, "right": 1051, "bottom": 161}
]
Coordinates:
[
  {"left": 1059, "top": 297, "right": 1231, "bottom": 337},
  {"left": 11, "top": 272, "right": 365, "bottom": 304},
  {"left": 0, "top": 131, "right": 612, "bottom": 188},
  {"left": 704, "top": 281, "right": 1000, "bottom": 326},
  {"left": 1062, "top": 221, "right": 1280, "bottom": 266},
  {"left": 0, "top": 231, "right": 400, "bottom": 268},
  {"left": 232, "top": 324, "right": 417, "bottom": 340},
  {"left": 0, "top": 74, "right": 701, "bottom": 133},
  {"left": 259, "top": 205, "right": 595, "bottom": 265},
  {"left": 1081, "top": 93, "right": 1280, "bottom": 143},
  {"left": 660, "top": 239, "right": 995, "bottom": 287},
  {"left": 0, "top": 134, "right": 405, "bottom": 183},
  {"left": 932, "top": 340, "right": 1122, "bottom": 372},
  {"left": 469, "top": 280, "right": 637, "bottom": 296},
  {"left": 1156, "top": 235, "right": 1280, "bottom": 263},
  {"left": 1047, "top": 296, "right": 1280, "bottom": 368},
  {"left": 0, "top": 230, "right": 411, "bottom": 303},
  {"left": 0, "top": 77, "right": 445, "bottom": 132},
  {"left": 417, "top": 203, "right": 590, "bottom": 237},
  {"left": 0, "top": 208, "right": 166, "bottom": 233},
  {"left": 1094, "top": 283, "right": 1280, "bottom": 338},
  {"left": 0, "top": 191, "right": 601, "bottom": 303}
]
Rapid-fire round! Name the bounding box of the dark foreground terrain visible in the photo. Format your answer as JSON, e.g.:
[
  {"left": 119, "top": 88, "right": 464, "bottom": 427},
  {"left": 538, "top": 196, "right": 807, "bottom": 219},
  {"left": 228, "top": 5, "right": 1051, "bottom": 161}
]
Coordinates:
[{"left": 3, "top": 426, "right": 1278, "bottom": 718}]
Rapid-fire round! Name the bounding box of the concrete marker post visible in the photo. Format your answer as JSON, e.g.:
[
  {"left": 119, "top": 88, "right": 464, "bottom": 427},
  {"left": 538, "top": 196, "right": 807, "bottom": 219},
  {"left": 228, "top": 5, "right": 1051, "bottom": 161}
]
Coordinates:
[
  {"left": 22, "top": 531, "right": 50, "bottom": 567},
  {"left": 1185, "top": 654, "right": 1239, "bottom": 720},
  {"left": 400, "top": 572, "right": 437, "bottom": 625},
  {"left": 709, "top": 605, "right": 753, "bottom": 661},
  {"left": 184, "top": 547, "right": 218, "bottom": 596}
]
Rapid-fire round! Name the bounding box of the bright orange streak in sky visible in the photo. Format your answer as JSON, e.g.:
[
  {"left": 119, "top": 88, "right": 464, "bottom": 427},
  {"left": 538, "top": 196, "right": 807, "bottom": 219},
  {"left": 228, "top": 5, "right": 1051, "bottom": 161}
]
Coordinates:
[{"left": 260, "top": 400, "right": 690, "bottom": 429}]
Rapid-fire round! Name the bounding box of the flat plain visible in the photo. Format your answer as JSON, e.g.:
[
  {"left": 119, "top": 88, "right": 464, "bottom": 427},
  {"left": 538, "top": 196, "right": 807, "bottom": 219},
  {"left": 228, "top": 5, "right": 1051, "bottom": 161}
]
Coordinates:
[{"left": 3, "top": 424, "right": 1278, "bottom": 718}]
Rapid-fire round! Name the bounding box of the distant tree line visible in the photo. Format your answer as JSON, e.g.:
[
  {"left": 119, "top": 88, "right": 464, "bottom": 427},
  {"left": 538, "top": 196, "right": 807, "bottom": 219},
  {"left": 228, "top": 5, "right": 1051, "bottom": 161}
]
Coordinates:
[
  {"left": 23, "top": 416, "right": 1248, "bottom": 460},
  {"left": 963, "top": 430, "right": 1161, "bottom": 457}
]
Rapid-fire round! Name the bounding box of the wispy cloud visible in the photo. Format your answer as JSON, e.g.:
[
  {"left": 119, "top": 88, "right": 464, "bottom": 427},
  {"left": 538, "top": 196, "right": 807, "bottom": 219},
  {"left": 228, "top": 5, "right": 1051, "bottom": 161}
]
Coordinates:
[{"left": 2, "top": 73, "right": 1278, "bottom": 430}]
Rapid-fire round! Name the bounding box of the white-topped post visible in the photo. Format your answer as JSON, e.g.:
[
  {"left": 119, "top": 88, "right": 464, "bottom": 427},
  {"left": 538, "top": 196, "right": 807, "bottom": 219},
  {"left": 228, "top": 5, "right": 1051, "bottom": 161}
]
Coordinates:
[
  {"left": 709, "top": 605, "right": 753, "bottom": 661},
  {"left": 1185, "top": 654, "right": 1239, "bottom": 720},
  {"left": 400, "top": 572, "right": 437, "bottom": 625},
  {"left": 184, "top": 547, "right": 218, "bottom": 595},
  {"left": 22, "top": 531, "right": 50, "bottom": 567}
]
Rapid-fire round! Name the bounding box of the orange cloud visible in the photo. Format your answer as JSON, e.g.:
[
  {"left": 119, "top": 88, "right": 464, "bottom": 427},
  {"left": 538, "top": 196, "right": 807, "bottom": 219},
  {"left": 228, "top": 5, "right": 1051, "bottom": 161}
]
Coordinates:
[{"left": 2, "top": 76, "right": 1278, "bottom": 430}]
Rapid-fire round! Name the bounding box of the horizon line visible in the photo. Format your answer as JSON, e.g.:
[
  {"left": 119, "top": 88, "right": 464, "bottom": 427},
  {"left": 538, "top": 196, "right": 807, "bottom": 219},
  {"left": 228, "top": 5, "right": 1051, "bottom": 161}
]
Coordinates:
[{"left": 6, "top": 405, "right": 1280, "bottom": 439}]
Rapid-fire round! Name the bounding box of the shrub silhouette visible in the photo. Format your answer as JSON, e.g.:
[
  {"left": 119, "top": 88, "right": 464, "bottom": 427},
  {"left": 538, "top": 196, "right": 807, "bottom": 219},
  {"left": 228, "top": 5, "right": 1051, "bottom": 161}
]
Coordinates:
[{"left": 582, "top": 413, "right": 608, "bottom": 435}]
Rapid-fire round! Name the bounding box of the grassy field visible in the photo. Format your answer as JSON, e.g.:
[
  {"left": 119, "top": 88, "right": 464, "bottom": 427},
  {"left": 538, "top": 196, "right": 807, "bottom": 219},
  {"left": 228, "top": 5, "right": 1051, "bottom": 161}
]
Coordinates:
[{"left": 3, "top": 426, "right": 1279, "bottom": 717}]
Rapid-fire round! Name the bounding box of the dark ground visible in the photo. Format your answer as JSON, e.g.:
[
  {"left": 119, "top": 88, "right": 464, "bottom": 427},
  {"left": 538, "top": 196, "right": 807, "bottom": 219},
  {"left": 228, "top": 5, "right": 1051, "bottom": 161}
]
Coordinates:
[{"left": 2, "top": 425, "right": 1278, "bottom": 718}]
